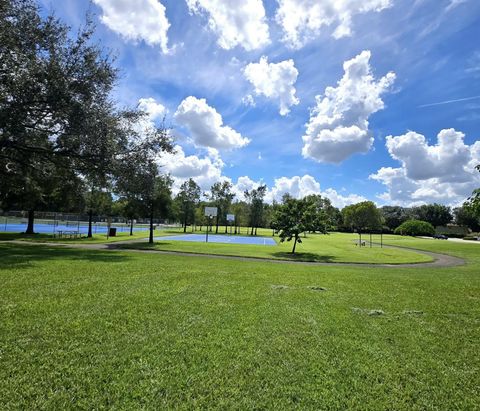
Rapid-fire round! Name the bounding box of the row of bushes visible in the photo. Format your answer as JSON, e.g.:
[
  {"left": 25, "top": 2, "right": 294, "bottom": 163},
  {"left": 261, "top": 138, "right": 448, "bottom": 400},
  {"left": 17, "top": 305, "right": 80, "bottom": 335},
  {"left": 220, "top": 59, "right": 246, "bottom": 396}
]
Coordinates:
[{"left": 394, "top": 220, "right": 479, "bottom": 240}]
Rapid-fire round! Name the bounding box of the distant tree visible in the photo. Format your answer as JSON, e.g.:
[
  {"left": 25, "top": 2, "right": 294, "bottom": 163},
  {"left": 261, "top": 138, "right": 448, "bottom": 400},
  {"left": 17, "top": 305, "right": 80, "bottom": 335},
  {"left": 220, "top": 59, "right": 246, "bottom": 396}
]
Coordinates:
[
  {"left": 209, "top": 181, "right": 235, "bottom": 234},
  {"left": 244, "top": 184, "right": 267, "bottom": 235},
  {"left": 272, "top": 197, "right": 328, "bottom": 254},
  {"left": 176, "top": 178, "right": 201, "bottom": 233},
  {"left": 342, "top": 201, "right": 383, "bottom": 246},
  {"left": 381, "top": 206, "right": 410, "bottom": 231},
  {"left": 411, "top": 204, "right": 452, "bottom": 228},
  {"left": 464, "top": 165, "right": 480, "bottom": 226},
  {"left": 454, "top": 205, "right": 480, "bottom": 232},
  {"left": 112, "top": 198, "right": 142, "bottom": 236},
  {"left": 84, "top": 189, "right": 113, "bottom": 237},
  {"left": 116, "top": 159, "right": 173, "bottom": 244},
  {"left": 194, "top": 202, "right": 208, "bottom": 231},
  {"left": 231, "top": 201, "right": 248, "bottom": 234},
  {"left": 114, "top": 111, "right": 173, "bottom": 243},
  {"left": 303, "top": 194, "right": 338, "bottom": 232},
  {"left": 394, "top": 220, "right": 434, "bottom": 236}
]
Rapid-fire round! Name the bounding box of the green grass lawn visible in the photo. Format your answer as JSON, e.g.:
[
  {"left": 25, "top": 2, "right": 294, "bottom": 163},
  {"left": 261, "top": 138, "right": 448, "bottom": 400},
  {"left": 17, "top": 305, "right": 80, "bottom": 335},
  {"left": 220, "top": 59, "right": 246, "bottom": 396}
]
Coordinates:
[
  {"left": 1, "top": 240, "right": 479, "bottom": 409},
  {"left": 123, "top": 230, "right": 433, "bottom": 264},
  {"left": 1, "top": 228, "right": 433, "bottom": 264}
]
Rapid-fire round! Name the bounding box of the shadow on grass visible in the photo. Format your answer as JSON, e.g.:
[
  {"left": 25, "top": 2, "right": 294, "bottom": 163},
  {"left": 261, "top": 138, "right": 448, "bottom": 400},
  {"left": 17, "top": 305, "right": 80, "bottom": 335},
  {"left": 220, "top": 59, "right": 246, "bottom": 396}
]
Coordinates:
[
  {"left": 271, "top": 252, "right": 337, "bottom": 263},
  {"left": 0, "top": 243, "right": 131, "bottom": 270},
  {"left": 0, "top": 232, "right": 53, "bottom": 242}
]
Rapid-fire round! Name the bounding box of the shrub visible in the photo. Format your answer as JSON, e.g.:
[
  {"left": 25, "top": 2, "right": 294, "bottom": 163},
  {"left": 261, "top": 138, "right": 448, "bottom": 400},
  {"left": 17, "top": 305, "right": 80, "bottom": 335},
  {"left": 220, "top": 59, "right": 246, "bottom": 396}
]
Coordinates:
[{"left": 394, "top": 220, "right": 435, "bottom": 236}]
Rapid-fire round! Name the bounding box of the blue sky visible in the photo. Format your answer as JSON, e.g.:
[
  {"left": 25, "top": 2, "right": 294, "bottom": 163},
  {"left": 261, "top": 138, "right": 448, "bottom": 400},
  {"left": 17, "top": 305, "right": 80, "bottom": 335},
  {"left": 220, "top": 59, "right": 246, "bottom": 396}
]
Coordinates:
[{"left": 40, "top": 0, "right": 480, "bottom": 207}]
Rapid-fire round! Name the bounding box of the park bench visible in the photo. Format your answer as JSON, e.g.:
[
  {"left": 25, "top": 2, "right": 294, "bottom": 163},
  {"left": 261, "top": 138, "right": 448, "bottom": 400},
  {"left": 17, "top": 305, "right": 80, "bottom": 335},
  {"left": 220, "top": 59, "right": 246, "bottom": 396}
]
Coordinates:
[{"left": 54, "top": 230, "right": 81, "bottom": 239}]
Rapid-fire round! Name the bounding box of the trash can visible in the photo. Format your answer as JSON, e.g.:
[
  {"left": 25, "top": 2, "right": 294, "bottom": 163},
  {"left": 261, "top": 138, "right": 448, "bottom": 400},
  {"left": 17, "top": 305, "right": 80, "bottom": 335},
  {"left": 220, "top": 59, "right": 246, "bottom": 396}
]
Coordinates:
[{"left": 109, "top": 227, "right": 117, "bottom": 237}]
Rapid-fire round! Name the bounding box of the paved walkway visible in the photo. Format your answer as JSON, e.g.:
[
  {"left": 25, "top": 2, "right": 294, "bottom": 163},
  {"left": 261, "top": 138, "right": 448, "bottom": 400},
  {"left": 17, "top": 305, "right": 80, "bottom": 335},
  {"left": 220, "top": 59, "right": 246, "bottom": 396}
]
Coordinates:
[{"left": 3, "top": 239, "right": 465, "bottom": 268}]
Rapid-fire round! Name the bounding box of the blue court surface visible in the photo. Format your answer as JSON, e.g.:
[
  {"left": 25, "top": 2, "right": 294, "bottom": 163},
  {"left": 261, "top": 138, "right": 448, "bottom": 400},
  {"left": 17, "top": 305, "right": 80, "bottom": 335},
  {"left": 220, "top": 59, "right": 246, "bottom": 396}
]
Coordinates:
[
  {"left": 2, "top": 223, "right": 148, "bottom": 234},
  {"left": 157, "top": 233, "right": 277, "bottom": 246}
]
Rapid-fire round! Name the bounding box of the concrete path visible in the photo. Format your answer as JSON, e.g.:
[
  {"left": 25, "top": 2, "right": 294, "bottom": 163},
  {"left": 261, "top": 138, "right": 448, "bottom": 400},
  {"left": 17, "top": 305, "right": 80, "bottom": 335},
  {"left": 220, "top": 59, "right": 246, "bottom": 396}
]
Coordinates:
[{"left": 3, "top": 239, "right": 465, "bottom": 268}]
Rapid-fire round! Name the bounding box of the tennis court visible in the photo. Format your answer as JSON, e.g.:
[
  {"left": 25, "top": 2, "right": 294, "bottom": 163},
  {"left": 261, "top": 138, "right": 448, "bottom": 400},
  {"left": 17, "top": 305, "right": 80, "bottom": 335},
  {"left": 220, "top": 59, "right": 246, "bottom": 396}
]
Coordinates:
[{"left": 157, "top": 233, "right": 277, "bottom": 246}]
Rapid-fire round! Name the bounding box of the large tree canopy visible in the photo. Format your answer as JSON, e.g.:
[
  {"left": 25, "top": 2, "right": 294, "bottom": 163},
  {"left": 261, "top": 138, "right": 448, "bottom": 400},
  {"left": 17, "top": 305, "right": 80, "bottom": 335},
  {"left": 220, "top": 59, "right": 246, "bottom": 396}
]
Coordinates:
[{"left": 0, "top": 0, "right": 173, "bottom": 234}]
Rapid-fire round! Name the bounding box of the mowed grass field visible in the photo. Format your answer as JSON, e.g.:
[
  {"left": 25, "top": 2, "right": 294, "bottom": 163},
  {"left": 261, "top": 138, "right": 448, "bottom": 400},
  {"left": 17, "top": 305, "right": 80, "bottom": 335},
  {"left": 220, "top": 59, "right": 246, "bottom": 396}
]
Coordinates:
[
  {"left": 128, "top": 229, "right": 433, "bottom": 264},
  {"left": 0, "top": 235, "right": 479, "bottom": 409},
  {"left": 0, "top": 227, "right": 433, "bottom": 264}
]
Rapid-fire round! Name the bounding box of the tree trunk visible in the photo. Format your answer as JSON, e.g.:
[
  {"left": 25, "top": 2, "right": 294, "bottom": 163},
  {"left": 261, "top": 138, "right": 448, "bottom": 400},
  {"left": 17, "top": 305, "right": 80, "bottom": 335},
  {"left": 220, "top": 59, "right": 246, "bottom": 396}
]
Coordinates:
[
  {"left": 183, "top": 214, "right": 187, "bottom": 233},
  {"left": 215, "top": 214, "right": 219, "bottom": 234},
  {"left": 254, "top": 226, "right": 257, "bottom": 236},
  {"left": 25, "top": 210, "right": 35, "bottom": 234},
  {"left": 234, "top": 225, "right": 237, "bottom": 234},
  {"left": 292, "top": 235, "right": 298, "bottom": 254},
  {"left": 88, "top": 209, "right": 93, "bottom": 238},
  {"left": 359, "top": 231, "right": 362, "bottom": 247},
  {"left": 130, "top": 219, "right": 134, "bottom": 236},
  {"left": 225, "top": 224, "right": 228, "bottom": 234},
  {"left": 149, "top": 209, "right": 154, "bottom": 244}
]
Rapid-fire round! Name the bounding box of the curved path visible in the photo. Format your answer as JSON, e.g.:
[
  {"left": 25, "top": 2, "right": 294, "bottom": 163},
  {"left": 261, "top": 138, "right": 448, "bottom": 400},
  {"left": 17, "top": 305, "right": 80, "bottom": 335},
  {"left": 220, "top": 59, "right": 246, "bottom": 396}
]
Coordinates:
[{"left": 4, "top": 239, "right": 465, "bottom": 268}]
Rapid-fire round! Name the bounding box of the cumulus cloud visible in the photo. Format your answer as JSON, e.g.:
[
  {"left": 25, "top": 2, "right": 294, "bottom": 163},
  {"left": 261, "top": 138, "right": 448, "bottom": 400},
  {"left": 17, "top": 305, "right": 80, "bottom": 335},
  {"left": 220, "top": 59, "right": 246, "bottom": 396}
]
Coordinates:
[
  {"left": 371, "top": 128, "right": 480, "bottom": 206},
  {"left": 174, "top": 96, "right": 250, "bottom": 150},
  {"left": 244, "top": 56, "right": 300, "bottom": 116},
  {"left": 321, "top": 188, "right": 367, "bottom": 209},
  {"left": 302, "top": 50, "right": 395, "bottom": 164},
  {"left": 267, "top": 175, "right": 320, "bottom": 202},
  {"left": 138, "top": 98, "right": 167, "bottom": 120},
  {"left": 93, "top": 0, "right": 170, "bottom": 53},
  {"left": 265, "top": 175, "right": 364, "bottom": 208},
  {"left": 231, "top": 175, "right": 264, "bottom": 201},
  {"left": 275, "top": 0, "right": 392, "bottom": 48},
  {"left": 158, "top": 145, "right": 226, "bottom": 194},
  {"left": 186, "top": 0, "right": 270, "bottom": 51}
]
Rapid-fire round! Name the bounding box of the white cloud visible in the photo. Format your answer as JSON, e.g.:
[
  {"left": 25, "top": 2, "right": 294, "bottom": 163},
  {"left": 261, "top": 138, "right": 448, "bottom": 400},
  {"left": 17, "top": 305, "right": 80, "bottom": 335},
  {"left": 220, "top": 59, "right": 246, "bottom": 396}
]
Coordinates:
[
  {"left": 371, "top": 128, "right": 480, "bottom": 206},
  {"left": 138, "top": 98, "right": 167, "bottom": 120},
  {"left": 174, "top": 96, "right": 250, "bottom": 150},
  {"left": 130, "top": 97, "right": 167, "bottom": 141},
  {"left": 302, "top": 50, "right": 395, "bottom": 163},
  {"left": 267, "top": 175, "right": 320, "bottom": 202},
  {"left": 158, "top": 144, "right": 226, "bottom": 194},
  {"left": 186, "top": 0, "right": 270, "bottom": 51},
  {"left": 244, "top": 56, "right": 300, "bottom": 116},
  {"left": 275, "top": 0, "right": 392, "bottom": 48},
  {"left": 385, "top": 129, "right": 473, "bottom": 182},
  {"left": 93, "top": 0, "right": 170, "bottom": 53},
  {"left": 321, "top": 188, "right": 367, "bottom": 209},
  {"left": 242, "top": 94, "right": 256, "bottom": 107},
  {"left": 265, "top": 175, "right": 364, "bottom": 208},
  {"left": 231, "top": 175, "right": 263, "bottom": 201}
]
